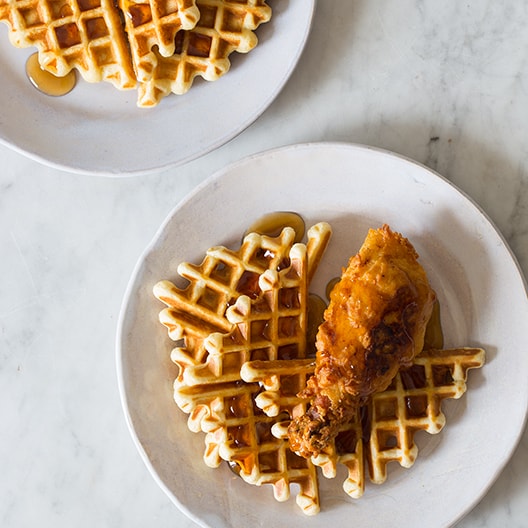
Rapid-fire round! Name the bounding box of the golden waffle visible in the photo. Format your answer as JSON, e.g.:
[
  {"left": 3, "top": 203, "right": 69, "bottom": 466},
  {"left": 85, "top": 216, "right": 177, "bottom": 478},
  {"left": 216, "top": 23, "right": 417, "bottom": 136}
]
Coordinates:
[
  {"left": 173, "top": 377, "right": 263, "bottom": 468},
  {"left": 119, "top": 0, "right": 199, "bottom": 82},
  {"left": 0, "top": 0, "right": 137, "bottom": 89},
  {"left": 313, "top": 418, "right": 365, "bottom": 498},
  {"left": 238, "top": 357, "right": 321, "bottom": 513},
  {"left": 186, "top": 243, "right": 309, "bottom": 386},
  {"left": 153, "top": 222, "right": 331, "bottom": 515},
  {"left": 189, "top": 377, "right": 320, "bottom": 515},
  {"left": 366, "top": 347, "right": 485, "bottom": 484},
  {"left": 243, "top": 347, "right": 484, "bottom": 498},
  {"left": 204, "top": 242, "right": 320, "bottom": 515},
  {"left": 171, "top": 237, "right": 312, "bottom": 437},
  {"left": 137, "top": 0, "right": 272, "bottom": 106},
  {"left": 208, "top": 223, "right": 329, "bottom": 376},
  {"left": 153, "top": 226, "right": 300, "bottom": 394},
  {"left": 242, "top": 357, "right": 366, "bottom": 499}
]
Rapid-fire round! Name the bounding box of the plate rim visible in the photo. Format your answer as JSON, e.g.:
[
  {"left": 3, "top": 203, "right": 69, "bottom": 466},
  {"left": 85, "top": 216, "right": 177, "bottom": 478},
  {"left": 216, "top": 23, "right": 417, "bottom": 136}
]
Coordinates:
[{"left": 116, "top": 141, "right": 528, "bottom": 527}]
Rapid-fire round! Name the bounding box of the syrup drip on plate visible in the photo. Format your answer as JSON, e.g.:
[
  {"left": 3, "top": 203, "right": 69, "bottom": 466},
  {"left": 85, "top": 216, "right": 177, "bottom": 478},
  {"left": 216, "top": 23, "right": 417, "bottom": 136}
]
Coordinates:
[
  {"left": 244, "top": 212, "right": 305, "bottom": 243},
  {"left": 307, "top": 293, "right": 326, "bottom": 356},
  {"left": 423, "top": 299, "right": 444, "bottom": 350},
  {"left": 26, "top": 52, "right": 76, "bottom": 97},
  {"left": 325, "top": 277, "right": 340, "bottom": 301}
]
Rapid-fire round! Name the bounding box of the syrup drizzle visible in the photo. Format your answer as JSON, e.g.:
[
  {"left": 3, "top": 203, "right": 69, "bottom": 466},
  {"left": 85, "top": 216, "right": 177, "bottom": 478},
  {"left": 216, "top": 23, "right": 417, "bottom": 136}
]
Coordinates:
[
  {"left": 423, "top": 299, "right": 444, "bottom": 350},
  {"left": 244, "top": 212, "right": 305, "bottom": 243},
  {"left": 325, "top": 277, "right": 340, "bottom": 301},
  {"left": 307, "top": 293, "right": 326, "bottom": 357},
  {"left": 25, "top": 52, "right": 76, "bottom": 97}
]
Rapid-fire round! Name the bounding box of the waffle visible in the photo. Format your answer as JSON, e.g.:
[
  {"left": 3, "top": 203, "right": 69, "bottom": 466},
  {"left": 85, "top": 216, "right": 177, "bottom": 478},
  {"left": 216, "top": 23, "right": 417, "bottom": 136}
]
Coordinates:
[
  {"left": 188, "top": 242, "right": 310, "bottom": 386},
  {"left": 119, "top": 0, "right": 200, "bottom": 82},
  {"left": 242, "top": 357, "right": 366, "bottom": 499},
  {"left": 0, "top": 0, "right": 137, "bottom": 89},
  {"left": 137, "top": 0, "right": 272, "bottom": 106},
  {"left": 154, "top": 226, "right": 302, "bottom": 392},
  {"left": 244, "top": 347, "right": 484, "bottom": 497},
  {"left": 0, "top": 0, "right": 272, "bottom": 104},
  {"left": 154, "top": 226, "right": 302, "bottom": 467},
  {"left": 207, "top": 242, "right": 321, "bottom": 514},
  {"left": 366, "top": 347, "right": 485, "bottom": 484},
  {"left": 190, "top": 373, "right": 320, "bottom": 515},
  {"left": 171, "top": 239, "right": 312, "bottom": 430},
  {"left": 153, "top": 222, "right": 331, "bottom": 515},
  {"left": 241, "top": 358, "right": 315, "bottom": 419}
]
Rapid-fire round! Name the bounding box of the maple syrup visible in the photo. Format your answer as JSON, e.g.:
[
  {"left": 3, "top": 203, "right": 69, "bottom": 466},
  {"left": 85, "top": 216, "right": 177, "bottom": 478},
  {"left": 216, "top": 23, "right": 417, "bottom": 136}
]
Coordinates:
[
  {"left": 127, "top": 3, "right": 152, "bottom": 27},
  {"left": 235, "top": 270, "right": 261, "bottom": 298},
  {"left": 306, "top": 294, "right": 326, "bottom": 356},
  {"left": 26, "top": 52, "right": 76, "bottom": 97},
  {"left": 335, "top": 428, "right": 359, "bottom": 455},
  {"left": 244, "top": 212, "right": 305, "bottom": 243},
  {"left": 423, "top": 300, "right": 444, "bottom": 350},
  {"left": 226, "top": 460, "right": 241, "bottom": 476},
  {"left": 325, "top": 277, "right": 340, "bottom": 300},
  {"left": 188, "top": 33, "right": 212, "bottom": 58}
]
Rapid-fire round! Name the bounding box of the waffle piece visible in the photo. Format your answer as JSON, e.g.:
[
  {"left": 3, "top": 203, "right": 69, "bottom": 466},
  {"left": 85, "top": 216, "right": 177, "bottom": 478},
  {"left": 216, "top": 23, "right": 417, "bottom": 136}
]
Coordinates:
[
  {"left": 137, "top": 0, "right": 272, "bottom": 106},
  {"left": 242, "top": 357, "right": 366, "bottom": 499},
  {"left": 366, "top": 347, "right": 485, "bottom": 484},
  {"left": 172, "top": 377, "right": 262, "bottom": 467},
  {"left": 154, "top": 223, "right": 331, "bottom": 390},
  {"left": 154, "top": 223, "right": 331, "bottom": 515},
  {"left": 167, "top": 369, "right": 318, "bottom": 514},
  {"left": 275, "top": 417, "right": 366, "bottom": 499},
  {"left": 241, "top": 358, "right": 315, "bottom": 419},
  {"left": 164, "top": 261, "right": 321, "bottom": 511},
  {"left": 238, "top": 358, "right": 322, "bottom": 513},
  {"left": 314, "top": 418, "right": 365, "bottom": 498},
  {"left": 244, "top": 347, "right": 485, "bottom": 498},
  {"left": 119, "top": 0, "right": 199, "bottom": 82},
  {"left": 189, "top": 223, "right": 330, "bottom": 386},
  {"left": 202, "top": 245, "right": 320, "bottom": 515},
  {"left": 154, "top": 226, "right": 300, "bottom": 391},
  {"left": 169, "top": 251, "right": 312, "bottom": 464},
  {"left": 187, "top": 243, "right": 309, "bottom": 386},
  {"left": 186, "top": 378, "right": 320, "bottom": 515},
  {"left": 0, "top": 0, "right": 136, "bottom": 89},
  {"left": 155, "top": 227, "right": 300, "bottom": 468}
]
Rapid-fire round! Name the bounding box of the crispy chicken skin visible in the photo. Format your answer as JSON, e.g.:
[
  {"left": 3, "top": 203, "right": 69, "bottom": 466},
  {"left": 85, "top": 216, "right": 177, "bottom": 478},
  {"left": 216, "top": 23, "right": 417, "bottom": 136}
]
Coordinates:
[{"left": 288, "top": 225, "right": 436, "bottom": 458}]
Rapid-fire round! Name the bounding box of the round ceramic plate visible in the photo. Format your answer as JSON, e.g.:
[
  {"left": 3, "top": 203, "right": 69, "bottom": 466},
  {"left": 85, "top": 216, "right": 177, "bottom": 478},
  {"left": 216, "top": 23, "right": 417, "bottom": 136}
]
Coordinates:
[
  {"left": 0, "top": 0, "right": 314, "bottom": 175},
  {"left": 117, "top": 143, "right": 528, "bottom": 527}
]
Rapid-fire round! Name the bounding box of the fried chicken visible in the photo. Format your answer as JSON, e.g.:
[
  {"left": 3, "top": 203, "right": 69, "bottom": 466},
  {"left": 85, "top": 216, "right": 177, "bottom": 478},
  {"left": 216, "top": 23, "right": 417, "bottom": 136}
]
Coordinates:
[{"left": 288, "top": 225, "right": 436, "bottom": 458}]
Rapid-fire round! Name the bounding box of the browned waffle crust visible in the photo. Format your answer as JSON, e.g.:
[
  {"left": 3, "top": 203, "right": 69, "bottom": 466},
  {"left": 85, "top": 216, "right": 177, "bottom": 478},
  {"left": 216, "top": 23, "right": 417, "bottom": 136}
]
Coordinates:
[
  {"left": 154, "top": 223, "right": 331, "bottom": 515},
  {"left": 137, "top": 0, "right": 272, "bottom": 106},
  {"left": 243, "top": 347, "right": 484, "bottom": 497},
  {"left": 0, "top": 0, "right": 272, "bottom": 105},
  {"left": 0, "top": 0, "right": 137, "bottom": 88}
]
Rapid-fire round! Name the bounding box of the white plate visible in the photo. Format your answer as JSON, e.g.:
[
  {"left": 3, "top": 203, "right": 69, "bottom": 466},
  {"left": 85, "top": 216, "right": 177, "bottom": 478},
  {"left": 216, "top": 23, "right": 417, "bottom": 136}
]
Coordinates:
[
  {"left": 117, "top": 143, "right": 528, "bottom": 527},
  {"left": 0, "top": 0, "right": 314, "bottom": 175}
]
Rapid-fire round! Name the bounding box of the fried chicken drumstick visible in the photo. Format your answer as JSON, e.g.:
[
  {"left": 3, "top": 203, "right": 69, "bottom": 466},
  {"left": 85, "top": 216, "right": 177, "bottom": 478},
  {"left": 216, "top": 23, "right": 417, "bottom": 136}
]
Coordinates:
[{"left": 288, "top": 225, "right": 436, "bottom": 458}]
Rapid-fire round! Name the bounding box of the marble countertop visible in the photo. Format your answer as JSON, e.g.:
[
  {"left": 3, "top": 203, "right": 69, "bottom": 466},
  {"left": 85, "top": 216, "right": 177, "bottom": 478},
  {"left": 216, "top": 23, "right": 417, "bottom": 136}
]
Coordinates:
[{"left": 2, "top": 1, "right": 528, "bottom": 527}]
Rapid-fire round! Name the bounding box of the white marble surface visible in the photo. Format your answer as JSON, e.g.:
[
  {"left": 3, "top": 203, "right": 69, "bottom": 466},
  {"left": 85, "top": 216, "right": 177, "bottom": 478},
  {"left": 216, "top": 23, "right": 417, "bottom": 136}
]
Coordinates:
[{"left": 1, "top": 1, "right": 528, "bottom": 527}]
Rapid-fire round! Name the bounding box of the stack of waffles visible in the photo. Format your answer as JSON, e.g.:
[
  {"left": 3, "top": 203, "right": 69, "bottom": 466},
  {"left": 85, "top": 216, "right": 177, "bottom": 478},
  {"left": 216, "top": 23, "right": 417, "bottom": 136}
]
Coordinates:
[
  {"left": 0, "top": 0, "right": 272, "bottom": 106},
  {"left": 153, "top": 222, "right": 485, "bottom": 515}
]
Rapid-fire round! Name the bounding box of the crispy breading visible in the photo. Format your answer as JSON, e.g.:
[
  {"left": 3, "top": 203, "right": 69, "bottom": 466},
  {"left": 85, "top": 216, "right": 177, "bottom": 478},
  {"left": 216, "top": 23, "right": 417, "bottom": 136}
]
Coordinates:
[{"left": 288, "top": 225, "right": 436, "bottom": 458}]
